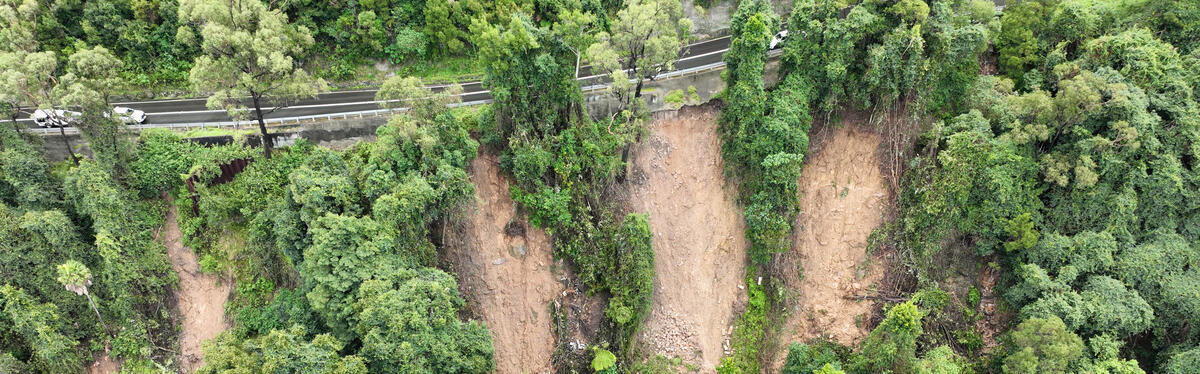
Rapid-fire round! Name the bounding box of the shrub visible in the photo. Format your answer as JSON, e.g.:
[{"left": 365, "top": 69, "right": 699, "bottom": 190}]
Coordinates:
[{"left": 387, "top": 28, "right": 428, "bottom": 64}]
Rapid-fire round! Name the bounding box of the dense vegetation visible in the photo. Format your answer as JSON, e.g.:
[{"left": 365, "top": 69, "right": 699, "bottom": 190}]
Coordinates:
[
  {"left": 0, "top": 124, "right": 177, "bottom": 372},
  {"left": 3, "top": 0, "right": 1200, "bottom": 372},
  {"left": 718, "top": 0, "right": 991, "bottom": 372},
  {"left": 169, "top": 78, "right": 494, "bottom": 373},
  {"left": 2, "top": 0, "right": 632, "bottom": 94},
  {"left": 767, "top": 0, "right": 1200, "bottom": 373},
  {"left": 891, "top": 1, "right": 1200, "bottom": 369}
]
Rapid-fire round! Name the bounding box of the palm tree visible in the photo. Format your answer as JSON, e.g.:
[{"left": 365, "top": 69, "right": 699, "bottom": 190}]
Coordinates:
[{"left": 56, "top": 260, "right": 110, "bottom": 335}]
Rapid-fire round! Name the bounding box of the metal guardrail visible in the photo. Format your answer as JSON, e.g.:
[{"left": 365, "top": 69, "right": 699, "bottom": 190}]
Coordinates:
[{"left": 31, "top": 49, "right": 777, "bottom": 136}]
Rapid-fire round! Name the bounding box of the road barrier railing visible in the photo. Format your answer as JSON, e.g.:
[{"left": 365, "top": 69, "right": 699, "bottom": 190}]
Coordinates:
[{"left": 30, "top": 49, "right": 782, "bottom": 136}]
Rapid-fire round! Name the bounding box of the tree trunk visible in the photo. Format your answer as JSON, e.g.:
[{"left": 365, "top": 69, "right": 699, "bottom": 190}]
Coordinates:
[
  {"left": 59, "top": 125, "right": 78, "bottom": 166},
  {"left": 84, "top": 291, "right": 111, "bottom": 336},
  {"left": 10, "top": 110, "right": 21, "bottom": 134},
  {"left": 629, "top": 52, "right": 644, "bottom": 98},
  {"left": 252, "top": 95, "right": 272, "bottom": 159},
  {"left": 575, "top": 52, "right": 582, "bottom": 79}
]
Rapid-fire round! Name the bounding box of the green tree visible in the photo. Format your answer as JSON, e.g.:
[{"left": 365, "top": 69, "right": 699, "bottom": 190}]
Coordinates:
[
  {"left": 473, "top": 13, "right": 583, "bottom": 139},
  {"left": 0, "top": 48, "right": 79, "bottom": 164},
  {"left": 995, "top": 0, "right": 1058, "bottom": 82},
  {"left": 814, "top": 363, "right": 847, "bottom": 374},
  {"left": 781, "top": 340, "right": 847, "bottom": 374},
  {"left": 353, "top": 269, "right": 494, "bottom": 373},
  {"left": 422, "top": 0, "right": 476, "bottom": 55},
  {"left": 1136, "top": 0, "right": 1200, "bottom": 54},
  {"left": 0, "top": 0, "right": 36, "bottom": 53},
  {"left": 849, "top": 300, "right": 924, "bottom": 373},
  {"left": 586, "top": 0, "right": 692, "bottom": 109},
  {"left": 56, "top": 45, "right": 136, "bottom": 184},
  {"left": 0, "top": 0, "right": 39, "bottom": 130},
  {"left": 591, "top": 348, "right": 616, "bottom": 372},
  {"left": 179, "top": 0, "right": 328, "bottom": 159},
  {"left": 552, "top": 9, "right": 596, "bottom": 79},
  {"left": 0, "top": 126, "right": 59, "bottom": 208},
  {"left": 366, "top": 76, "right": 477, "bottom": 220},
  {"left": 300, "top": 213, "right": 414, "bottom": 340},
  {"left": 603, "top": 213, "right": 654, "bottom": 327},
  {"left": 1079, "top": 276, "right": 1153, "bottom": 338},
  {"left": 198, "top": 326, "right": 367, "bottom": 374},
  {"left": 1116, "top": 232, "right": 1200, "bottom": 336},
  {"left": 1002, "top": 316, "right": 1084, "bottom": 374},
  {"left": 375, "top": 75, "right": 460, "bottom": 118},
  {"left": 1166, "top": 346, "right": 1200, "bottom": 374},
  {"left": 914, "top": 346, "right": 964, "bottom": 374}
]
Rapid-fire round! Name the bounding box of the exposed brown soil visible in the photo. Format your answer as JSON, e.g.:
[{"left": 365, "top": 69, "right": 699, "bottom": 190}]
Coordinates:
[
  {"left": 775, "top": 125, "right": 889, "bottom": 365},
  {"left": 975, "top": 264, "right": 1003, "bottom": 352},
  {"left": 444, "top": 150, "right": 564, "bottom": 374},
  {"left": 161, "top": 196, "right": 232, "bottom": 374},
  {"left": 628, "top": 106, "right": 748, "bottom": 372},
  {"left": 85, "top": 353, "right": 119, "bottom": 374}
]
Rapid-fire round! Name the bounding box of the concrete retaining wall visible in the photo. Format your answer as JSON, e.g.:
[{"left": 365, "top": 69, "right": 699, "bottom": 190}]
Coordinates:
[{"left": 685, "top": 0, "right": 794, "bottom": 37}]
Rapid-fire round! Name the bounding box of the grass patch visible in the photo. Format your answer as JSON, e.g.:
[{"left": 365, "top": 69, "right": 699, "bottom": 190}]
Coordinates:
[
  {"left": 178, "top": 127, "right": 254, "bottom": 138},
  {"left": 393, "top": 55, "right": 483, "bottom": 84}
]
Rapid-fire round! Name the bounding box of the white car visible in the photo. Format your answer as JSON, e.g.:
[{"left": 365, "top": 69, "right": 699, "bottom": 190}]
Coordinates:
[
  {"left": 111, "top": 106, "right": 147, "bottom": 124},
  {"left": 770, "top": 30, "right": 789, "bottom": 49},
  {"left": 31, "top": 109, "right": 81, "bottom": 127}
]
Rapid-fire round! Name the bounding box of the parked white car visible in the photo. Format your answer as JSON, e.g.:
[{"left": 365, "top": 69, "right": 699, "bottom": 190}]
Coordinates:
[
  {"left": 31, "top": 109, "right": 81, "bottom": 127},
  {"left": 770, "top": 30, "right": 789, "bottom": 49},
  {"left": 111, "top": 106, "right": 147, "bottom": 124}
]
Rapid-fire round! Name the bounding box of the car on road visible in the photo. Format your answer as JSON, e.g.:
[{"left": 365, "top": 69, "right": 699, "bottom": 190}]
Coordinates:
[
  {"left": 770, "top": 30, "right": 789, "bottom": 49},
  {"left": 32, "top": 109, "right": 81, "bottom": 127},
  {"left": 111, "top": 106, "right": 148, "bottom": 124}
]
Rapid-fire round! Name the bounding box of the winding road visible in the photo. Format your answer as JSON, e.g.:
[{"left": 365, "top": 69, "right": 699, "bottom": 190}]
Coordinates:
[{"left": 11, "top": 36, "right": 732, "bottom": 128}]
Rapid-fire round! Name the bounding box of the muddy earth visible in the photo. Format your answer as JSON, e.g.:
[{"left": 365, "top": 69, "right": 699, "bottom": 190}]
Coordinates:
[
  {"left": 775, "top": 125, "right": 889, "bottom": 370},
  {"left": 444, "top": 151, "right": 564, "bottom": 374},
  {"left": 162, "top": 197, "right": 232, "bottom": 373},
  {"left": 629, "top": 106, "right": 748, "bottom": 372}
]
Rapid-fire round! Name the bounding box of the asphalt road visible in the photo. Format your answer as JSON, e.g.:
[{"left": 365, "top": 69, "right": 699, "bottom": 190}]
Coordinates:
[{"left": 12, "top": 36, "right": 731, "bottom": 127}]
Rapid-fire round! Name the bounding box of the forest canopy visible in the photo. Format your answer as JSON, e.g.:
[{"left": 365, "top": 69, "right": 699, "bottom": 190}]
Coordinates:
[{"left": 1, "top": 0, "right": 1199, "bottom": 373}]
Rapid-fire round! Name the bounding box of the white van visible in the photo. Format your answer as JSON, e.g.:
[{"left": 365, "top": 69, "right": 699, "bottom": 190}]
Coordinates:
[
  {"left": 770, "top": 30, "right": 789, "bottom": 50},
  {"left": 31, "top": 109, "right": 81, "bottom": 127},
  {"left": 111, "top": 106, "right": 147, "bottom": 124}
]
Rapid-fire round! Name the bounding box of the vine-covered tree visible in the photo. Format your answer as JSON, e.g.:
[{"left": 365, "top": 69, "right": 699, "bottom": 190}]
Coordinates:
[
  {"left": 0, "top": 285, "right": 81, "bottom": 373},
  {"left": 849, "top": 301, "right": 924, "bottom": 373}
]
